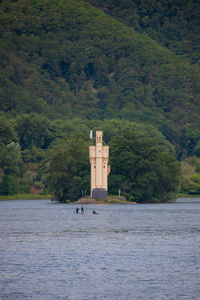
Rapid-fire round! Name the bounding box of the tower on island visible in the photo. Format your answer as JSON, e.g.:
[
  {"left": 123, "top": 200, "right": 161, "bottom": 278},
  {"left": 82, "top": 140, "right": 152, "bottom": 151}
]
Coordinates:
[{"left": 89, "top": 131, "right": 110, "bottom": 199}]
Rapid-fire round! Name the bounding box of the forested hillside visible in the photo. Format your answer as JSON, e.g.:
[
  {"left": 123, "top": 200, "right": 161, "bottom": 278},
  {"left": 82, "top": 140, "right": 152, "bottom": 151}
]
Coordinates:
[
  {"left": 0, "top": 0, "right": 200, "bottom": 200},
  {"left": 0, "top": 0, "right": 200, "bottom": 158},
  {"left": 85, "top": 0, "right": 200, "bottom": 64}
]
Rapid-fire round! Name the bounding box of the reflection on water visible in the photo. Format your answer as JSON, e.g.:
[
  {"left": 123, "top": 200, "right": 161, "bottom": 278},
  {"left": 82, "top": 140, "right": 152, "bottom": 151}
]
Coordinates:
[{"left": 0, "top": 199, "right": 200, "bottom": 299}]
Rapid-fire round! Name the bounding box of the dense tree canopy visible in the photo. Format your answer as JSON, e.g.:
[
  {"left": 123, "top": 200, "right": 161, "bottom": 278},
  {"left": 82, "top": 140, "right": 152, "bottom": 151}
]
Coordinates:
[
  {"left": 45, "top": 137, "right": 90, "bottom": 202},
  {"left": 85, "top": 0, "right": 200, "bottom": 64},
  {"left": 0, "top": 115, "right": 184, "bottom": 200},
  {"left": 109, "top": 130, "right": 181, "bottom": 202},
  {"left": 0, "top": 0, "right": 200, "bottom": 159},
  {"left": 0, "top": 0, "right": 199, "bottom": 198},
  {"left": 42, "top": 120, "right": 180, "bottom": 202},
  {"left": 15, "top": 113, "right": 53, "bottom": 150}
]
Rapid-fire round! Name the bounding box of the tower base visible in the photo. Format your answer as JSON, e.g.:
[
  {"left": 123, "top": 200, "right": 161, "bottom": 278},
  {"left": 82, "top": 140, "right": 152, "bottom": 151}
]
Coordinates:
[{"left": 92, "top": 188, "right": 107, "bottom": 199}]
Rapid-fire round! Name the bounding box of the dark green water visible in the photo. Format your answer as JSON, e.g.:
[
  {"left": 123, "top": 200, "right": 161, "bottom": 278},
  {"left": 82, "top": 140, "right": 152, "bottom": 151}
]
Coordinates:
[{"left": 0, "top": 198, "right": 200, "bottom": 299}]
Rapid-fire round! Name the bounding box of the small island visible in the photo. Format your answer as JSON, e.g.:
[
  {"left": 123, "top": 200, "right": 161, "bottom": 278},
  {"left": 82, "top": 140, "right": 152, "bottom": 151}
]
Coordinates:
[{"left": 74, "top": 196, "right": 136, "bottom": 205}]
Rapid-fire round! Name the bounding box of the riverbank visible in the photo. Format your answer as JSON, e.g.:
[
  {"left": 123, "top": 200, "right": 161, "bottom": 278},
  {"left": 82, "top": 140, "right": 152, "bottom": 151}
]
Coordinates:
[
  {"left": 0, "top": 194, "right": 51, "bottom": 200},
  {"left": 177, "top": 193, "right": 200, "bottom": 198},
  {"left": 1, "top": 193, "right": 199, "bottom": 202},
  {"left": 0, "top": 194, "right": 131, "bottom": 203}
]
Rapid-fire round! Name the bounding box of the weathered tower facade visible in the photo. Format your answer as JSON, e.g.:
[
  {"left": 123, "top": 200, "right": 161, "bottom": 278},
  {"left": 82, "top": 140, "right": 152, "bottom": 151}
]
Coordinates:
[{"left": 89, "top": 131, "right": 110, "bottom": 198}]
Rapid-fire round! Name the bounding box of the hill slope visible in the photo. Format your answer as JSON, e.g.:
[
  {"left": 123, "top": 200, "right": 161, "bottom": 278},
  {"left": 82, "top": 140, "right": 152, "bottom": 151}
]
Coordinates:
[
  {"left": 85, "top": 0, "right": 200, "bottom": 64},
  {"left": 0, "top": 0, "right": 200, "bottom": 157}
]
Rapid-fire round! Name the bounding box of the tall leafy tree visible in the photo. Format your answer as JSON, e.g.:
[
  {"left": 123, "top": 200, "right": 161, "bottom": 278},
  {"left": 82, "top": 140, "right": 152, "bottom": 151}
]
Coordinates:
[
  {"left": 44, "top": 137, "right": 90, "bottom": 202},
  {"left": 109, "top": 130, "right": 181, "bottom": 202}
]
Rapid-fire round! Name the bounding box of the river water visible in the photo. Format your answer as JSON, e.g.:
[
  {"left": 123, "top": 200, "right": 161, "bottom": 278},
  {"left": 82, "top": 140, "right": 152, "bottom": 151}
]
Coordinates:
[{"left": 0, "top": 198, "right": 200, "bottom": 300}]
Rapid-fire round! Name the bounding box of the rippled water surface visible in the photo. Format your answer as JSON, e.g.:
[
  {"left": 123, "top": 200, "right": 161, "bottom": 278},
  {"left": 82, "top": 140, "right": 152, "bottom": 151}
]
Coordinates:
[{"left": 0, "top": 198, "right": 200, "bottom": 299}]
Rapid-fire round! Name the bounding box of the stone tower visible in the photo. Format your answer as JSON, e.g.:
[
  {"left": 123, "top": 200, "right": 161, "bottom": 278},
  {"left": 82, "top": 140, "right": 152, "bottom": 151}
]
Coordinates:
[{"left": 89, "top": 131, "right": 110, "bottom": 198}]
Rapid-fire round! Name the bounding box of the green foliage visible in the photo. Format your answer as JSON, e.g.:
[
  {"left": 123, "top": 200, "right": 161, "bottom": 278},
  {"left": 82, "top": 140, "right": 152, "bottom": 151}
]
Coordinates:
[
  {"left": 0, "top": 193, "right": 51, "bottom": 200},
  {"left": 0, "top": 0, "right": 200, "bottom": 159},
  {"left": 109, "top": 130, "right": 181, "bottom": 202},
  {"left": 0, "top": 142, "right": 22, "bottom": 176},
  {"left": 194, "top": 141, "right": 200, "bottom": 157},
  {"left": 0, "top": 117, "right": 17, "bottom": 144},
  {"left": 0, "top": 0, "right": 199, "bottom": 198},
  {"left": 22, "top": 147, "right": 46, "bottom": 163},
  {"left": 15, "top": 113, "right": 53, "bottom": 150},
  {"left": 15, "top": 181, "right": 30, "bottom": 194},
  {"left": 180, "top": 156, "right": 200, "bottom": 195},
  {"left": 178, "top": 126, "right": 200, "bottom": 159},
  {"left": 41, "top": 118, "right": 180, "bottom": 202},
  {"left": 0, "top": 175, "right": 16, "bottom": 195},
  {"left": 181, "top": 174, "right": 200, "bottom": 195},
  {"left": 0, "top": 113, "right": 195, "bottom": 199},
  {"left": 86, "top": 0, "right": 200, "bottom": 64},
  {"left": 44, "top": 137, "right": 90, "bottom": 202}
]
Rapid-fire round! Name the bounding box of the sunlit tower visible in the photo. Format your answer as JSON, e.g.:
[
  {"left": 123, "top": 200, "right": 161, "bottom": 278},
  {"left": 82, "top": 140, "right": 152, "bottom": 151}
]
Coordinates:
[{"left": 89, "top": 131, "right": 110, "bottom": 198}]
